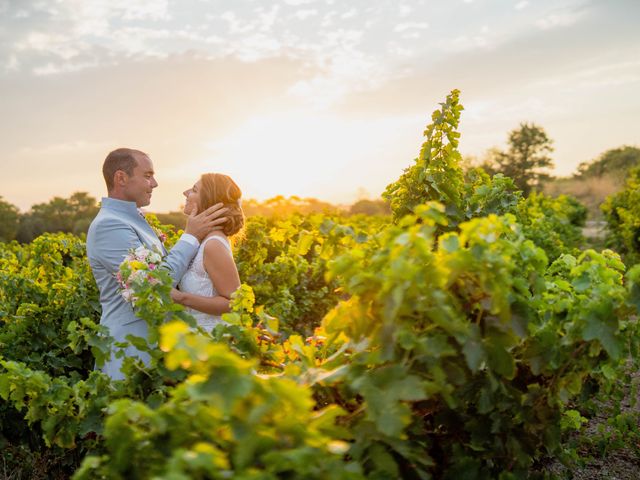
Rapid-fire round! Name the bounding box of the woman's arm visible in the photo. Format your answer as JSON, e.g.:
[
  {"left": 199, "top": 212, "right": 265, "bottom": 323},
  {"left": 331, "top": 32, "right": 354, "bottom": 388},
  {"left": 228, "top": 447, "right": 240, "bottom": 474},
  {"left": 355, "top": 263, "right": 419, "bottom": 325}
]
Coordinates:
[{"left": 171, "top": 237, "right": 240, "bottom": 315}]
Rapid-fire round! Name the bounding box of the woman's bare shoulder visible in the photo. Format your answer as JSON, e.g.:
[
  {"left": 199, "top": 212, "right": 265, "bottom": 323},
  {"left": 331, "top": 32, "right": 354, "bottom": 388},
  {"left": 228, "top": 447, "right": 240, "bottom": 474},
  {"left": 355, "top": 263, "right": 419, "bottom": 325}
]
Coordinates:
[{"left": 202, "top": 233, "right": 232, "bottom": 256}]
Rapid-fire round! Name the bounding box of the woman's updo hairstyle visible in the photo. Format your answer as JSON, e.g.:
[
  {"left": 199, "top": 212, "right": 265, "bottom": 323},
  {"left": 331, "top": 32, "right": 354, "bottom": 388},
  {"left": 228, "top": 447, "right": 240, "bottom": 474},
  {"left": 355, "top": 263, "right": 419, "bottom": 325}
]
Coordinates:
[{"left": 198, "top": 173, "right": 245, "bottom": 238}]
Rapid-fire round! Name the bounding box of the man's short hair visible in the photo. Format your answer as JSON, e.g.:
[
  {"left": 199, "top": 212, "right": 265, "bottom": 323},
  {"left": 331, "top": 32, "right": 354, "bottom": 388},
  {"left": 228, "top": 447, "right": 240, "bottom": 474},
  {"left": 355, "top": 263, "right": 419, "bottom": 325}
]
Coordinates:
[{"left": 102, "top": 148, "right": 147, "bottom": 191}]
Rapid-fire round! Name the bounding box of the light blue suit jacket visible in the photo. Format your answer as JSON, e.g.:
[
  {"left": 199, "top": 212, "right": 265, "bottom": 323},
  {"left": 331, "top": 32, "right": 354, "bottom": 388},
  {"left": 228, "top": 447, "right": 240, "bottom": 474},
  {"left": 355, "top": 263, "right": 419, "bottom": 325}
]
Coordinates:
[{"left": 86, "top": 197, "right": 198, "bottom": 380}]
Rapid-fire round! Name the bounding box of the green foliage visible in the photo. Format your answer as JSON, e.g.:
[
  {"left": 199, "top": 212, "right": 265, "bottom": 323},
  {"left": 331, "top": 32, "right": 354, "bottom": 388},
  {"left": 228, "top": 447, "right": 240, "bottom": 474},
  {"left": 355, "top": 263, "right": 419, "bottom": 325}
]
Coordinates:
[
  {"left": 315, "top": 208, "right": 638, "bottom": 478},
  {"left": 384, "top": 89, "right": 466, "bottom": 222},
  {"left": 152, "top": 210, "right": 187, "bottom": 232},
  {"left": 577, "top": 145, "right": 640, "bottom": 180},
  {"left": 384, "top": 90, "right": 522, "bottom": 230},
  {"left": 16, "top": 192, "right": 99, "bottom": 243},
  {"left": 0, "top": 233, "right": 107, "bottom": 475},
  {"left": 516, "top": 192, "right": 587, "bottom": 261},
  {"left": 242, "top": 195, "right": 341, "bottom": 217},
  {"left": 602, "top": 166, "right": 640, "bottom": 264},
  {"left": 0, "top": 233, "right": 100, "bottom": 375},
  {"left": 0, "top": 196, "right": 20, "bottom": 243},
  {"left": 1, "top": 206, "right": 636, "bottom": 479},
  {"left": 464, "top": 168, "right": 522, "bottom": 219},
  {"left": 382, "top": 89, "right": 585, "bottom": 264},
  {"left": 75, "top": 321, "right": 363, "bottom": 480},
  {"left": 349, "top": 199, "right": 391, "bottom": 216},
  {"left": 234, "top": 214, "right": 385, "bottom": 336}
]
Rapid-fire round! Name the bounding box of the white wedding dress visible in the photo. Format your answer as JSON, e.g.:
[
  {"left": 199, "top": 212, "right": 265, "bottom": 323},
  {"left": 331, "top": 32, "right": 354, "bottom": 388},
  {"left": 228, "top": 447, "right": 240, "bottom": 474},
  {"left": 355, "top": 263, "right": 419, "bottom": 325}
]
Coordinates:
[{"left": 177, "top": 235, "right": 232, "bottom": 333}]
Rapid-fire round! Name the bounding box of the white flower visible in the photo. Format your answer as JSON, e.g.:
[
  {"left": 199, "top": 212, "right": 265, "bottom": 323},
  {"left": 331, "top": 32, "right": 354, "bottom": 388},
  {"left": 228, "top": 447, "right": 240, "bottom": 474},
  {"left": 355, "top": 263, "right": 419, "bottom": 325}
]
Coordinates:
[
  {"left": 116, "top": 244, "right": 165, "bottom": 305},
  {"left": 130, "top": 269, "right": 147, "bottom": 284}
]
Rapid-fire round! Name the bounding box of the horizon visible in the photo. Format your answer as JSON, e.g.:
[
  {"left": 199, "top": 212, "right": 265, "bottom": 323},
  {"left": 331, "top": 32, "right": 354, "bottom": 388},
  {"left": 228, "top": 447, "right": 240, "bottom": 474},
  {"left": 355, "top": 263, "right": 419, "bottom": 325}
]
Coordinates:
[
  {"left": 1, "top": 0, "right": 639, "bottom": 212},
  {"left": 5, "top": 190, "right": 384, "bottom": 214},
  {"left": 4, "top": 145, "right": 638, "bottom": 214}
]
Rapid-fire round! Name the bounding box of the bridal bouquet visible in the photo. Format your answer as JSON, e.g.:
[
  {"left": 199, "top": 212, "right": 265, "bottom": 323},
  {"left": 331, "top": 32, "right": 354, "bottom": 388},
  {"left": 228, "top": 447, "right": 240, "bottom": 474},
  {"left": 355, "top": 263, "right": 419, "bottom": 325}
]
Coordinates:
[{"left": 116, "top": 245, "right": 163, "bottom": 305}]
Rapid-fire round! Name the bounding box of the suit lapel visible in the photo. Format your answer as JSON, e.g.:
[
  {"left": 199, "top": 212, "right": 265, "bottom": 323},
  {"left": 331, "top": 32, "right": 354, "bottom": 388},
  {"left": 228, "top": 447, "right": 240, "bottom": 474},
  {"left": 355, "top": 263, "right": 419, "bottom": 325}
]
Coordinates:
[{"left": 138, "top": 214, "right": 167, "bottom": 255}]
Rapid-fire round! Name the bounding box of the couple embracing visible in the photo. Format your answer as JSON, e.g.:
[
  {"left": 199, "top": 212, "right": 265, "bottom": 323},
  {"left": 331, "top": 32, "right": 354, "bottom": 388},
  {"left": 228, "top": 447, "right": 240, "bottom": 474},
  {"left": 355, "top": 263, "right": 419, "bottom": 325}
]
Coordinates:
[{"left": 86, "top": 148, "right": 244, "bottom": 380}]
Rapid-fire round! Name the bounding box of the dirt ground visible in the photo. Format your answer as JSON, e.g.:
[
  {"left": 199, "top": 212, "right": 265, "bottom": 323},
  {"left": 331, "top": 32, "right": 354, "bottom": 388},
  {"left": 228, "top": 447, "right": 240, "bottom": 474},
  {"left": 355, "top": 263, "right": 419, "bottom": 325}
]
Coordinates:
[
  {"left": 582, "top": 221, "right": 607, "bottom": 242},
  {"left": 541, "top": 369, "right": 640, "bottom": 479}
]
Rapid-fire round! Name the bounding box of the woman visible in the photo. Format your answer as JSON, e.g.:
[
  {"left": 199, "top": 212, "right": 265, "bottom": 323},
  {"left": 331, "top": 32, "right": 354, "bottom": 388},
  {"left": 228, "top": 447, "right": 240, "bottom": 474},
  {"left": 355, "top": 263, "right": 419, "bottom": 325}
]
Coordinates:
[{"left": 171, "top": 173, "right": 244, "bottom": 332}]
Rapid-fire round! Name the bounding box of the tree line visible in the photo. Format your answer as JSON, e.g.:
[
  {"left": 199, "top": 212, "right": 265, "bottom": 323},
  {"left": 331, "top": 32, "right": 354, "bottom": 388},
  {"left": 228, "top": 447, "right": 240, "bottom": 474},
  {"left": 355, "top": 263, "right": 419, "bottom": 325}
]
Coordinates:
[
  {"left": 0, "top": 192, "right": 99, "bottom": 244},
  {"left": 0, "top": 193, "right": 391, "bottom": 244}
]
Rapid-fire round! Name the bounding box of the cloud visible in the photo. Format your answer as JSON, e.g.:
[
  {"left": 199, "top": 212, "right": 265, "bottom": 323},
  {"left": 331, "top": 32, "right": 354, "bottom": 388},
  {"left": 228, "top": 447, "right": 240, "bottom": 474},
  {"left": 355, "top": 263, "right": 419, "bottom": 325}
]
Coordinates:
[
  {"left": 294, "top": 9, "right": 318, "bottom": 20},
  {"left": 445, "top": 34, "right": 490, "bottom": 52},
  {"left": 394, "top": 22, "right": 429, "bottom": 33},
  {"left": 399, "top": 5, "right": 412, "bottom": 17},
  {"left": 3, "top": 55, "right": 19, "bottom": 73},
  {"left": 334, "top": 4, "right": 637, "bottom": 119},
  {"left": 17, "top": 31, "right": 86, "bottom": 60},
  {"left": 535, "top": 8, "right": 588, "bottom": 30},
  {"left": 64, "top": 0, "right": 171, "bottom": 35},
  {"left": 284, "top": 0, "right": 316, "bottom": 5},
  {"left": 340, "top": 8, "right": 357, "bottom": 19},
  {"left": 0, "top": 1, "right": 410, "bottom": 107},
  {"left": 33, "top": 60, "right": 101, "bottom": 76},
  {"left": 532, "top": 59, "right": 640, "bottom": 91}
]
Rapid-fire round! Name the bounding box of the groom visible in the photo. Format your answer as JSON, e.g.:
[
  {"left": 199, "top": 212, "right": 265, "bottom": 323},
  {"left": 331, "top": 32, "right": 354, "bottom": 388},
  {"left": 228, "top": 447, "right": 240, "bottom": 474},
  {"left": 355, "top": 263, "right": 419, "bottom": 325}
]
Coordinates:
[{"left": 86, "top": 148, "right": 227, "bottom": 380}]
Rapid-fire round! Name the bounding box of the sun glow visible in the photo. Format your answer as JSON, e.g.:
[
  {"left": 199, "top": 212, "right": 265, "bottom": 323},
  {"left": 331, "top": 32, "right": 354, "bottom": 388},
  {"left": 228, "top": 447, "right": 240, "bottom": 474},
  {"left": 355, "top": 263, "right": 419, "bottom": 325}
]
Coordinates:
[{"left": 196, "top": 110, "right": 414, "bottom": 203}]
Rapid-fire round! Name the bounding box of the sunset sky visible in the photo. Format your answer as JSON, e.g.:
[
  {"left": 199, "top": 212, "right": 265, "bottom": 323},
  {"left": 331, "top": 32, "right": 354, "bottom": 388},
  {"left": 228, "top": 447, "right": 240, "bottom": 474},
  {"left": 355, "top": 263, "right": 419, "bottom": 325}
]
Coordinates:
[{"left": 1, "top": 0, "right": 639, "bottom": 212}]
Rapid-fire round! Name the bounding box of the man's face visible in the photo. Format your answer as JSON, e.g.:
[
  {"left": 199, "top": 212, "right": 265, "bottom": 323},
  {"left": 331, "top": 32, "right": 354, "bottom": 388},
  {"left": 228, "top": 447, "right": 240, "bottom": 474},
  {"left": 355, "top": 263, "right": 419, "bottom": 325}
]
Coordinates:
[{"left": 123, "top": 154, "right": 158, "bottom": 207}]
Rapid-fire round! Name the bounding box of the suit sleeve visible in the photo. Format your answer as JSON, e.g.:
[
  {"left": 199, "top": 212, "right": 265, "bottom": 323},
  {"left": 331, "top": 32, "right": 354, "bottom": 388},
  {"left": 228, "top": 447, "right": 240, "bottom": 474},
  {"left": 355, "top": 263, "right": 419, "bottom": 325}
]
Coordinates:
[
  {"left": 92, "top": 219, "right": 198, "bottom": 287},
  {"left": 161, "top": 236, "right": 199, "bottom": 287}
]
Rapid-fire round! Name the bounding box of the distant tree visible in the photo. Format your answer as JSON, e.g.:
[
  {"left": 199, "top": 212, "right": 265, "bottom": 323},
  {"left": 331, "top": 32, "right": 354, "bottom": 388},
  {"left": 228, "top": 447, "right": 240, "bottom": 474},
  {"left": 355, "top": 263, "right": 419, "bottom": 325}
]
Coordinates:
[
  {"left": 575, "top": 146, "right": 640, "bottom": 179},
  {"left": 481, "top": 122, "right": 554, "bottom": 196},
  {"left": 349, "top": 199, "right": 391, "bottom": 216},
  {"left": 241, "top": 196, "right": 341, "bottom": 217},
  {"left": 16, "top": 192, "right": 99, "bottom": 243},
  {"left": 460, "top": 155, "right": 478, "bottom": 173},
  {"left": 151, "top": 197, "right": 348, "bottom": 231},
  {"left": 0, "top": 196, "right": 20, "bottom": 242}
]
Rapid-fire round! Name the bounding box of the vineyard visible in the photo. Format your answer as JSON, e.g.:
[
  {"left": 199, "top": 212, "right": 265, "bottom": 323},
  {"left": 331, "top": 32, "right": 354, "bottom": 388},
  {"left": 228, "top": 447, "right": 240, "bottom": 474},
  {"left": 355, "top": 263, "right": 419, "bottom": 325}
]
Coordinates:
[{"left": 2, "top": 90, "right": 640, "bottom": 479}]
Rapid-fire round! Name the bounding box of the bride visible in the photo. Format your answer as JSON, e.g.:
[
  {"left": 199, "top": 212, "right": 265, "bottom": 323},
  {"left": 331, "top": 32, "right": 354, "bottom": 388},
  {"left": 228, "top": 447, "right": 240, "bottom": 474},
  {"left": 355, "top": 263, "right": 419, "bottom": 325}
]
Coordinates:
[{"left": 170, "top": 173, "right": 243, "bottom": 332}]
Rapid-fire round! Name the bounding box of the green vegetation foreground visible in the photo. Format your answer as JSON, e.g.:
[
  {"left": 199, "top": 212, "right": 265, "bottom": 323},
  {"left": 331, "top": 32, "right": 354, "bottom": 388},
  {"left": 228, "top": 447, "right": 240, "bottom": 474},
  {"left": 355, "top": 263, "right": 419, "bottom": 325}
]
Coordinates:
[{"left": 1, "top": 90, "right": 639, "bottom": 479}]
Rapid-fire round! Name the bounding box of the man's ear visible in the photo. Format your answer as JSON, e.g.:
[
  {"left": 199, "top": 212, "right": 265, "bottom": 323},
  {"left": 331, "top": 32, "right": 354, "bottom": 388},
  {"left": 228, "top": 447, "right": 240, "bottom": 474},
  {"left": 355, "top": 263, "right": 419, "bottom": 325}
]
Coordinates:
[{"left": 114, "top": 170, "right": 128, "bottom": 187}]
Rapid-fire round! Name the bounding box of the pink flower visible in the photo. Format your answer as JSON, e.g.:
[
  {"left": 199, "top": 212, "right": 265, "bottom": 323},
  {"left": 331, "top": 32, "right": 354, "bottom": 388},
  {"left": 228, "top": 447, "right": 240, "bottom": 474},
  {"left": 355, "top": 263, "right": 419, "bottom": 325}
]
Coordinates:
[{"left": 116, "top": 244, "right": 165, "bottom": 305}]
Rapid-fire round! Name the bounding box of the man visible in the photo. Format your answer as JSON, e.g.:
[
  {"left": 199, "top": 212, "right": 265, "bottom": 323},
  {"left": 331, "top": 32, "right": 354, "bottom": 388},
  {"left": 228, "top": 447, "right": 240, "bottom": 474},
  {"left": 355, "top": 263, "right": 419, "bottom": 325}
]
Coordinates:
[{"left": 86, "top": 148, "right": 226, "bottom": 380}]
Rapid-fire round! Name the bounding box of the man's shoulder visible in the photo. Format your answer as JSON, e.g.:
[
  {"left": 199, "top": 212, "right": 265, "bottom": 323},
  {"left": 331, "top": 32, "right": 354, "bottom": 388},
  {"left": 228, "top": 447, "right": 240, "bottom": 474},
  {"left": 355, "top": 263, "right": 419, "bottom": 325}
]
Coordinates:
[
  {"left": 87, "top": 209, "right": 135, "bottom": 240},
  {"left": 90, "top": 208, "right": 131, "bottom": 227}
]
